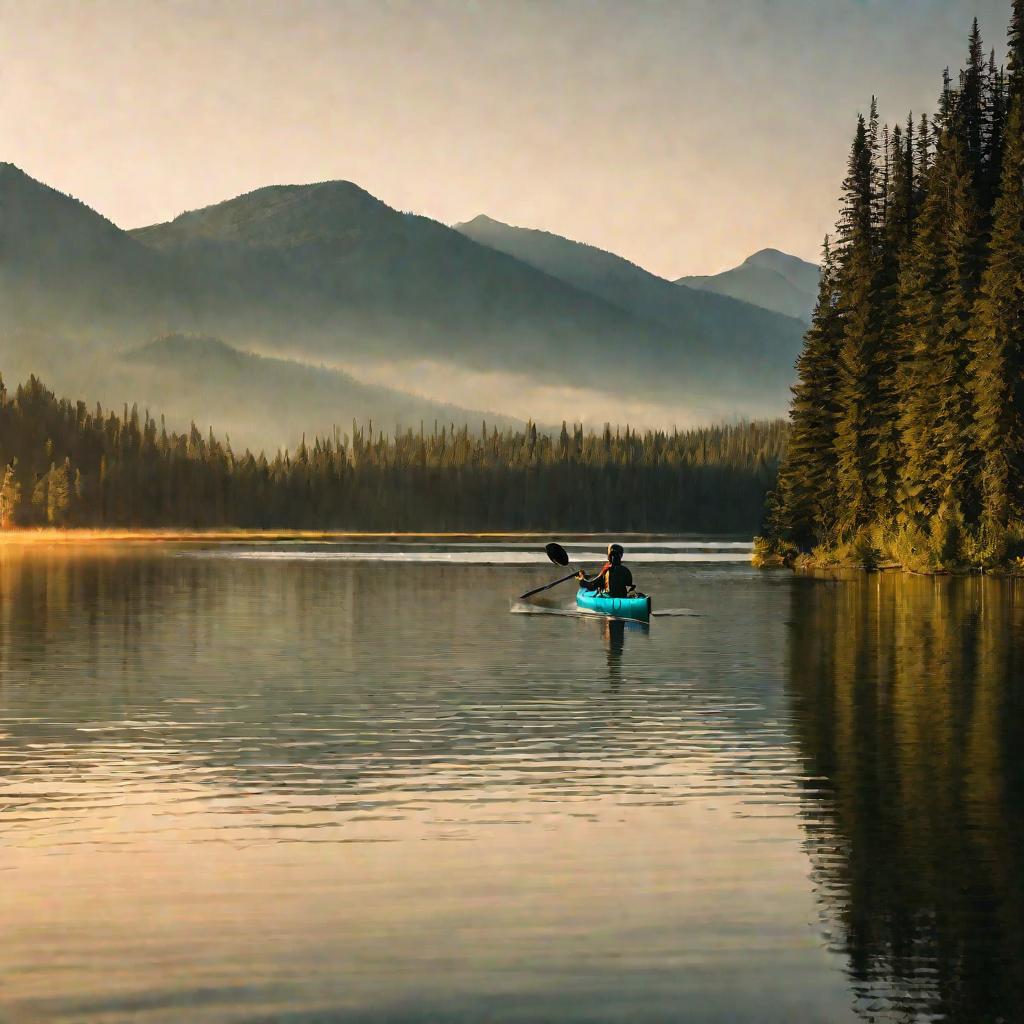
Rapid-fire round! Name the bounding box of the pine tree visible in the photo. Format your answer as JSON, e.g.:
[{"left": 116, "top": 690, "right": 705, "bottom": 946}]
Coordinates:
[
  {"left": 1009, "top": 0, "right": 1024, "bottom": 102},
  {"left": 970, "top": 98, "right": 1024, "bottom": 542},
  {"left": 832, "top": 109, "right": 882, "bottom": 536},
  {"left": 983, "top": 50, "right": 1007, "bottom": 210},
  {"left": 915, "top": 114, "right": 933, "bottom": 202},
  {"left": 47, "top": 458, "right": 73, "bottom": 526},
  {"left": 898, "top": 118, "right": 983, "bottom": 528},
  {"left": 938, "top": 125, "right": 986, "bottom": 520},
  {"left": 0, "top": 463, "right": 21, "bottom": 529},
  {"left": 770, "top": 239, "right": 843, "bottom": 545},
  {"left": 962, "top": 18, "right": 987, "bottom": 184},
  {"left": 30, "top": 471, "right": 49, "bottom": 526},
  {"left": 0, "top": 373, "right": 788, "bottom": 534},
  {"left": 872, "top": 120, "right": 918, "bottom": 519},
  {"left": 937, "top": 68, "right": 956, "bottom": 133},
  {"left": 763, "top": 2, "right": 1024, "bottom": 566}
]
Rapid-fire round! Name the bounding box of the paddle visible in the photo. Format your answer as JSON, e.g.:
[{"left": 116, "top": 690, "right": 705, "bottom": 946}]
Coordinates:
[{"left": 518, "top": 542, "right": 582, "bottom": 601}]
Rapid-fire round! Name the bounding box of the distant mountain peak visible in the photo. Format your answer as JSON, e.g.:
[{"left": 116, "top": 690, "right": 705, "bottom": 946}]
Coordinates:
[
  {"left": 0, "top": 160, "right": 27, "bottom": 182},
  {"left": 132, "top": 178, "right": 395, "bottom": 249},
  {"left": 677, "top": 248, "right": 820, "bottom": 323},
  {"left": 743, "top": 247, "right": 815, "bottom": 271},
  {"left": 458, "top": 213, "right": 506, "bottom": 230},
  {"left": 0, "top": 161, "right": 43, "bottom": 187},
  {"left": 0, "top": 162, "right": 123, "bottom": 232},
  {"left": 4, "top": 167, "right": 807, "bottom": 436},
  {"left": 0, "top": 161, "right": 157, "bottom": 296},
  {"left": 744, "top": 247, "right": 789, "bottom": 263}
]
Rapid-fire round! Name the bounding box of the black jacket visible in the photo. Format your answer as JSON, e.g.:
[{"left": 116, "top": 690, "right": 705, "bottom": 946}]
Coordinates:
[{"left": 579, "top": 562, "right": 633, "bottom": 597}]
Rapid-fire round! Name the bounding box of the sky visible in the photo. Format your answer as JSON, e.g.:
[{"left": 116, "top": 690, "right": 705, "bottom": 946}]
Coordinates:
[{"left": 0, "top": 0, "right": 1016, "bottom": 277}]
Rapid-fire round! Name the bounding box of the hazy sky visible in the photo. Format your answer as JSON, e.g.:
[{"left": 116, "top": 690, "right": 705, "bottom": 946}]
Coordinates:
[{"left": 0, "top": 0, "right": 1015, "bottom": 276}]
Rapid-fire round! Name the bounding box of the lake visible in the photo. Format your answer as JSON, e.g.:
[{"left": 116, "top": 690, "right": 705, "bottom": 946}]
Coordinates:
[{"left": 2, "top": 538, "right": 1023, "bottom": 1023}]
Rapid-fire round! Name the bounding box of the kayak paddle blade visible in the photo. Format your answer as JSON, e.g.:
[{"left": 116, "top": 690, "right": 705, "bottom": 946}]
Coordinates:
[{"left": 545, "top": 542, "right": 570, "bottom": 566}]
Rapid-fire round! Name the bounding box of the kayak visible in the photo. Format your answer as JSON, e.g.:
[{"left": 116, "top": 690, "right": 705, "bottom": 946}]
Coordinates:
[{"left": 576, "top": 589, "right": 652, "bottom": 622}]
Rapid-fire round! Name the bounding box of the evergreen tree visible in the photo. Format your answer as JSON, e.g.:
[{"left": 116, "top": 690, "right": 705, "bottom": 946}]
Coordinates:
[
  {"left": 832, "top": 108, "right": 882, "bottom": 535},
  {"left": 30, "top": 471, "right": 49, "bottom": 526},
  {"left": 770, "top": 239, "right": 843, "bottom": 545},
  {"left": 962, "top": 18, "right": 987, "bottom": 184},
  {"left": 970, "top": 99, "right": 1024, "bottom": 541},
  {"left": 915, "top": 114, "right": 933, "bottom": 202},
  {"left": 983, "top": 50, "right": 1007, "bottom": 209},
  {"left": 937, "top": 68, "right": 956, "bottom": 133},
  {"left": 0, "top": 375, "right": 787, "bottom": 534},
  {"left": 0, "top": 463, "right": 20, "bottom": 529},
  {"left": 872, "top": 120, "right": 918, "bottom": 519},
  {"left": 899, "top": 120, "right": 984, "bottom": 527},
  {"left": 47, "top": 458, "right": 73, "bottom": 526},
  {"left": 766, "top": 2, "right": 1024, "bottom": 568},
  {"left": 1009, "top": 0, "right": 1024, "bottom": 102}
]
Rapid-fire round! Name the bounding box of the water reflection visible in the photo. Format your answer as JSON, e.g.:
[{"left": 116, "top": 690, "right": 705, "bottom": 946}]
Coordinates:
[
  {"left": 1, "top": 546, "right": 841, "bottom": 1023},
  {"left": 8, "top": 545, "right": 1024, "bottom": 1021},
  {"left": 595, "top": 617, "right": 650, "bottom": 690},
  {"left": 788, "top": 573, "right": 1024, "bottom": 1023}
]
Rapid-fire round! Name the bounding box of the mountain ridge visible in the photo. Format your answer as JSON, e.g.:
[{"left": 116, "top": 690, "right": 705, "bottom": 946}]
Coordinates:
[
  {"left": 454, "top": 213, "right": 807, "bottom": 366},
  {"left": 1, "top": 163, "right": 805, "bottom": 430},
  {"left": 676, "top": 248, "right": 820, "bottom": 322}
]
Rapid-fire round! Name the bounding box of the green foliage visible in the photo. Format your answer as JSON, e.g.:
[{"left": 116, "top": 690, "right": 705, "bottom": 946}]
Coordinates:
[
  {"left": 822, "top": 529, "right": 881, "bottom": 570},
  {"left": 887, "top": 522, "right": 938, "bottom": 573},
  {"left": 751, "top": 534, "right": 796, "bottom": 567},
  {"left": 0, "top": 376, "right": 787, "bottom": 533},
  {"left": 769, "top": 239, "right": 842, "bottom": 546},
  {"left": 769, "top": 5, "right": 1024, "bottom": 572},
  {"left": 929, "top": 493, "right": 967, "bottom": 568},
  {"left": 0, "top": 462, "right": 20, "bottom": 529},
  {"left": 970, "top": 99, "right": 1024, "bottom": 537}
]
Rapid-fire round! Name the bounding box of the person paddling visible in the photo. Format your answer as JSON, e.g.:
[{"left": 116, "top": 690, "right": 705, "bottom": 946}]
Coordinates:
[{"left": 577, "top": 543, "right": 635, "bottom": 598}]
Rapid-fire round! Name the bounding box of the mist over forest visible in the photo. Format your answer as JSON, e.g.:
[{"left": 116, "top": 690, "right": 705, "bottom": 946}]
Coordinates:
[{"left": 0, "top": 162, "right": 811, "bottom": 451}]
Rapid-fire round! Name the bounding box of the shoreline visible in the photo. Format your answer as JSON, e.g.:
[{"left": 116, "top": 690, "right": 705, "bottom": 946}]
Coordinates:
[
  {"left": 0, "top": 528, "right": 748, "bottom": 546},
  {"left": 752, "top": 551, "right": 1024, "bottom": 578}
]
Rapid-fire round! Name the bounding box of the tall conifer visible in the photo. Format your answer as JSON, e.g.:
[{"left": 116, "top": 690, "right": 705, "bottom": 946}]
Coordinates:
[
  {"left": 983, "top": 50, "right": 1007, "bottom": 208},
  {"left": 872, "top": 121, "right": 917, "bottom": 518},
  {"left": 832, "top": 111, "right": 882, "bottom": 535},
  {"left": 1008, "top": 0, "right": 1024, "bottom": 101},
  {"left": 771, "top": 239, "right": 843, "bottom": 544},
  {"left": 970, "top": 99, "right": 1024, "bottom": 540},
  {"left": 962, "top": 18, "right": 987, "bottom": 183},
  {"left": 899, "top": 118, "right": 983, "bottom": 527}
]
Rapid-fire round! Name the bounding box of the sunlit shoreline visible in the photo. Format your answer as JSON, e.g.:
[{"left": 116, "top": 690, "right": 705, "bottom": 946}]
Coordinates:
[{"left": 0, "top": 528, "right": 738, "bottom": 546}]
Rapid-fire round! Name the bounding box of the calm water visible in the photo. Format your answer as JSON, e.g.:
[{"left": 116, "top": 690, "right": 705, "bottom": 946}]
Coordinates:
[{"left": 2, "top": 540, "right": 1024, "bottom": 1023}]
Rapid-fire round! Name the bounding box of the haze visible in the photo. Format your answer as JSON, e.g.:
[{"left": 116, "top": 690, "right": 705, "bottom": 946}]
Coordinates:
[{"left": 0, "top": 0, "right": 1013, "bottom": 277}]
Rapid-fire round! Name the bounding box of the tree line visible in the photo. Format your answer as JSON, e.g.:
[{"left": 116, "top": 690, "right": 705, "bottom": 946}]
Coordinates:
[
  {"left": 768, "top": 1, "right": 1024, "bottom": 569},
  {"left": 0, "top": 375, "right": 785, "bottom": 533}
]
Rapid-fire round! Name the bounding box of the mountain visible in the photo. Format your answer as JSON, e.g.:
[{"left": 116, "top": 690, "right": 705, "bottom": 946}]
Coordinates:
[
  {"left": 1, "top": 164, "right": 804, "bottom": 426},
  {"left": 129, "top": 180, "right": 803, "bottom": 404},
  {"left": 0, "top": 162, "right": 184, "bottom": 326},
  {"left": 120, "top": 335, "right": 524, "bottom": 451},
  {"left": 676, "top": 249, "right": 820, "bottom": 323},
  {"left": 455, "top": 214, "right": 808, "bottom": 362},
  {"left": 1, "top": 166, "right": 660, "bottom": 377},
  {"left": 128, "top": 180, "right": 690, "bottom": 395}
]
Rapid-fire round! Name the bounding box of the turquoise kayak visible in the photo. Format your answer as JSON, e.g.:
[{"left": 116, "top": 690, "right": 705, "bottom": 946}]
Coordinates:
[{"left": 576, "top": 589, "right": 651, "bottom": 622}]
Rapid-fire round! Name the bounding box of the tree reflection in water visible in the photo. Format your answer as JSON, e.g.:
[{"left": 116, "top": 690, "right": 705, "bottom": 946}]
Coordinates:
[{"left": 788, "top": 573, "right": 1024, "bottom": 1023}]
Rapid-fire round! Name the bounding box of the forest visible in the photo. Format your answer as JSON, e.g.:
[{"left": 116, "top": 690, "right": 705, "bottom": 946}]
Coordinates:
[
  {"left": 0, "top": 375, "right": 784, "bottom": 533},
  {"left": 767, "top": 1, "right": 1024, "bottom": 571}
]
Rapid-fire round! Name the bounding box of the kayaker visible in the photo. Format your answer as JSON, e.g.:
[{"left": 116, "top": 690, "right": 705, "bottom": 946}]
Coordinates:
[{"left": 577, "top": 543, "right": 634, "bottom": 598}]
